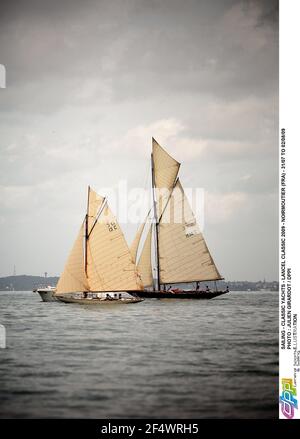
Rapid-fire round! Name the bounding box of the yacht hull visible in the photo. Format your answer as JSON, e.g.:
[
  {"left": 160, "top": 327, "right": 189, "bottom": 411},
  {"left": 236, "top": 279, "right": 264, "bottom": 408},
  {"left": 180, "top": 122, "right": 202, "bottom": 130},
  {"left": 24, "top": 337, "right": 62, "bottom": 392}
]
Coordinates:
[
  {"left": 56, "top": 293, "right": 144, "bottom": 304},
  {"left": 135, "top": 290, "right": 229, "bottom": 299}
]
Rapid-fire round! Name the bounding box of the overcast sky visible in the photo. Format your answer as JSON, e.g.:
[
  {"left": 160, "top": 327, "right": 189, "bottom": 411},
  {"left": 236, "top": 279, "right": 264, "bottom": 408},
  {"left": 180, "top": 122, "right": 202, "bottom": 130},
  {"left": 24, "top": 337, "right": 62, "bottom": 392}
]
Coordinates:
[{"left": 0, "top": 0, "right": 278, "bottom": 281}]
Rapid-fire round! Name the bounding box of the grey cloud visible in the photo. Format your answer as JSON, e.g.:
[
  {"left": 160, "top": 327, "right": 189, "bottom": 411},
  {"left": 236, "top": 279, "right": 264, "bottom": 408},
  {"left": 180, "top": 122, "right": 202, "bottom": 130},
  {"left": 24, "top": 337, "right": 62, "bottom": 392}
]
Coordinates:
[{"left": 0, "top": 0, "right": 278, "bottom": 280}]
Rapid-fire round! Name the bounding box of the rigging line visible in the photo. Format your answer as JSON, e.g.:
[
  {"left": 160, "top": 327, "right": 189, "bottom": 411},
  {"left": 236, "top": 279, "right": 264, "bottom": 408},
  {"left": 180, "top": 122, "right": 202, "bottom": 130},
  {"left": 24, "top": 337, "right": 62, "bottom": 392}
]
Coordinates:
[
  {"left": 151, "top": 152, "right": 161, "bottom": 291},
  {"left": 158, "top": 177, "right": 179, "bottom": 224},
  {"left": 131, "top": 207, "right": 154, "bottom": 266},
  {"left": 87, "top": 197, "right": 107, "bottom": 238},
  {"left": 85, "top": 186, "right": 90, "bottom": 274},
  {"left": 132, "top": 206, "right": 153, "bottom": 240}
]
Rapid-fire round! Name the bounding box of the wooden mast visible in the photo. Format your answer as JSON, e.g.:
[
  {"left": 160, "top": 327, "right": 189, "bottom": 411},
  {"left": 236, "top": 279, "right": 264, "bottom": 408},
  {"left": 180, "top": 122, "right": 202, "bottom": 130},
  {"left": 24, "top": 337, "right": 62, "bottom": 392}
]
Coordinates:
[
  {"left": 151, "top": 150, "right": 160, "bottom": 291},
  {"left": 85, "top": 185, "right": 90, "bottom": 275}
]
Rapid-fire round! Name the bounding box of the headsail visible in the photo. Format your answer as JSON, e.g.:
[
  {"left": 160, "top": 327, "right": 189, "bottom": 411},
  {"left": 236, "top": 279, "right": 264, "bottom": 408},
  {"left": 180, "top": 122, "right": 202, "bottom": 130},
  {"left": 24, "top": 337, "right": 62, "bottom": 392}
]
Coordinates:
[
  {"left": 129, "top": 209, "right": 152, "bottom": 264},
  {"left": 158, "top": 179, "right": 222, "bottom": 284},
  {"left": 56, "top": 223, "right": 89, "bottom": 294},
  {"left": 137, "top": 224, "right": 153, "bottom": 287}
]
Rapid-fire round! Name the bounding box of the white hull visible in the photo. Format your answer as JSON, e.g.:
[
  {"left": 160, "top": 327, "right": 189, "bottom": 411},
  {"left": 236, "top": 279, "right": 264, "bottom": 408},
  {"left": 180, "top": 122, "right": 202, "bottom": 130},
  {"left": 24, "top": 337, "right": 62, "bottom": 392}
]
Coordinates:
[
  {"left": 38, "top": 290, "right": 57, "bottom": 302},
  {"left": 33, "top": 288, "right": 57, "bottom": 302}
]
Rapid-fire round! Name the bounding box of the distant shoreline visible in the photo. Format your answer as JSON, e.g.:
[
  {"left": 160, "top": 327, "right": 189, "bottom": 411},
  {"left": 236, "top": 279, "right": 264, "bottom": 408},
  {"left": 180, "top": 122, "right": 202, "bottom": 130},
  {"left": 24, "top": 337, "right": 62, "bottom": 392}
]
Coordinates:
[{"left": 0, "top": 275, "right": 279, "bottom": 292}]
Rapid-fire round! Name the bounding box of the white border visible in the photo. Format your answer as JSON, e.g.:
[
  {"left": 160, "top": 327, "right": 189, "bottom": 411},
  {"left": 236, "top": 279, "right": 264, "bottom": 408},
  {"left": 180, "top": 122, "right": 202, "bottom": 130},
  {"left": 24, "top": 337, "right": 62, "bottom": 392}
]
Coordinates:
[{"left": 279, "top": 0, "right": 300, "bottom": 420}]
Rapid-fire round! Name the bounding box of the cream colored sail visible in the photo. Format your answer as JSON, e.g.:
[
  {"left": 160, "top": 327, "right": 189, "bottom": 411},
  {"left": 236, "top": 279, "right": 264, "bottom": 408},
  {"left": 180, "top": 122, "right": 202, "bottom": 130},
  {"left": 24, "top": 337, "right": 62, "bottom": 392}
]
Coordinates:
[
  {"left": 87, "top": 202, "right": 143, "bottom": 291},
  {"left": 56, "top": 223, "right": 89, "bottom": 294},
  {"left": 129, "top": 209, "right": 152, "bottom": 263},
  {"left": 137, "top": 225, "right": 153, "bottom": 287},
  {"left": 152, "top": 138, "right": 180, "bottom": 217},
  {"left": 88, "top": 187, "right": 104, "bottom": 233},
  {"left": 158, "top": 179, "right": 222, "bottom": 284},
  {"left": 130, "top": 220, "right": 147, "bottom": 264}
]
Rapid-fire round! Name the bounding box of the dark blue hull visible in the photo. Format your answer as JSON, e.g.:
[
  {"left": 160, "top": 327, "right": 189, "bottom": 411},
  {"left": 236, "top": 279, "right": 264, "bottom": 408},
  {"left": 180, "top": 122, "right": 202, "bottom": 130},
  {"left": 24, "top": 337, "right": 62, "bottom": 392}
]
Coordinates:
[{"left": 135, "top": 290, "right": 229, "bottom": 299}]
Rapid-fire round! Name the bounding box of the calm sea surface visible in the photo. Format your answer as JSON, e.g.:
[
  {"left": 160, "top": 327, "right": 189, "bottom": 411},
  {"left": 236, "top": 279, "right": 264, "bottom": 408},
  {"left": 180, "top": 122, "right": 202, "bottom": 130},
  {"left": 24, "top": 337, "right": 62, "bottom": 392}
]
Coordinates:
[{"left": 0, "top": 291, "right": 278, "bottom": 419}]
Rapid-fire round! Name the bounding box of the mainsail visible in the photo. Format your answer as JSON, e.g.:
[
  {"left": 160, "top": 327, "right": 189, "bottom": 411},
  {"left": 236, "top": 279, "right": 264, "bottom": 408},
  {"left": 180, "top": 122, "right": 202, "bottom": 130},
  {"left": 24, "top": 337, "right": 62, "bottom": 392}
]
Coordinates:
[
  {"left": 130, "top": 138, "right": 222, "bottom": 289},
  {"left": 56, "top": 188, "right": 143, "bottom": 294},
  {"left": 158, "top": 179, "right": 221, "bottom": 283},
  {"left": 87, "top": 202, "right": 143, "bottom": 291}
]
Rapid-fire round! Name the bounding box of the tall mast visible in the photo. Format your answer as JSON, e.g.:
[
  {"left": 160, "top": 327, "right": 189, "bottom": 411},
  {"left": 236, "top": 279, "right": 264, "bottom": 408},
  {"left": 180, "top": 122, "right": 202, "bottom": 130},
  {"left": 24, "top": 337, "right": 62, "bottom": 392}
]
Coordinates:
[
  {"left": 151, "top": 151, "right": 160, "bottom": 291},
  {"left": 85, "top": 186, "right": 90, "bottom": 275}
]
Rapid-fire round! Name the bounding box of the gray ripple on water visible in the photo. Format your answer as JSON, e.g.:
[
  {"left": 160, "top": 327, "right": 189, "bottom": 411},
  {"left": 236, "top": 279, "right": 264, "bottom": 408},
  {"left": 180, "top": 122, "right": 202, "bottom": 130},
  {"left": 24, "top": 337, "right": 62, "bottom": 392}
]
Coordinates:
[{"left": 0, "top": 291, "right": 278, "bottom": 418}]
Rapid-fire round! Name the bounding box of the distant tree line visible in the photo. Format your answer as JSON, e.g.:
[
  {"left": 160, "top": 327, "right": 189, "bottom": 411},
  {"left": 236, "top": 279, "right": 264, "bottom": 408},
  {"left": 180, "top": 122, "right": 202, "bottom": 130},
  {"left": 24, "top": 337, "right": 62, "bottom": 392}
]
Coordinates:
[
  {"left": 0, "top": 275, "right": 59, "bottom": 291},
  {"left": 0, "top": 275, "right": 279, "bottom": 292}
]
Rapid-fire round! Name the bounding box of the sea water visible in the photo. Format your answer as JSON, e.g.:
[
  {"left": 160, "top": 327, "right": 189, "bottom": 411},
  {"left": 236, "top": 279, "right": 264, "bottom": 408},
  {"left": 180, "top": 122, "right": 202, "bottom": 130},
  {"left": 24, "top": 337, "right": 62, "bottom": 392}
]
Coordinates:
[{"left": 0, "top": 291, "right": 278, "bottom": 418}]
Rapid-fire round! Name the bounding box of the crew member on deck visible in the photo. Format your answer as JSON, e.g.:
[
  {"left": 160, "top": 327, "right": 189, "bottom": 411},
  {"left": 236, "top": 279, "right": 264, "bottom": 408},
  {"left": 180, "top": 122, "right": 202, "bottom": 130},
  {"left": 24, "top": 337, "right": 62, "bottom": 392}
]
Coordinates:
[{"left": 206, "top": 285, "right": 210, "bottom": 292}]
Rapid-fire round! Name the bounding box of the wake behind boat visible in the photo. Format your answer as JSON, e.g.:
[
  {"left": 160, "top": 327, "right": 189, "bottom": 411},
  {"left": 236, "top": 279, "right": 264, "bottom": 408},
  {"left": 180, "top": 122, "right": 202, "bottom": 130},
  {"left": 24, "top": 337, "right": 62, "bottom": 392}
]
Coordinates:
[
  {"left": 54, "top": 187, "right": 144, "bottom": 305},
  {"left": 131, "top": 138, "right": 229, "bottom": 300}
]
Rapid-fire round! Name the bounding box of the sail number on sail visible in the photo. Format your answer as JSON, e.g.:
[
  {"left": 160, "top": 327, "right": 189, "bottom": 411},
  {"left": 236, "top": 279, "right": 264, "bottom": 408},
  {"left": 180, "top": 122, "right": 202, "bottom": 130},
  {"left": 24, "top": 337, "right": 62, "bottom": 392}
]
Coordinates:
[{"left": 107, "top": 222, "right": 117, "bottom": 232}]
